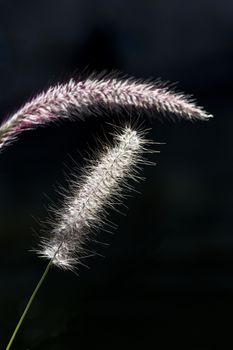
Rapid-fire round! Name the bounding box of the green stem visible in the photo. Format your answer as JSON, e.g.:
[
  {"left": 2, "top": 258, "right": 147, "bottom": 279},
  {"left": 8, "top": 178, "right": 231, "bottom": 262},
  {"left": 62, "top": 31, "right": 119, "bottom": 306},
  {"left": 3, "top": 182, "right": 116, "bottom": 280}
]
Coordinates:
[{"left": 5, "top": 260, "right": 53, "bottom": 350}]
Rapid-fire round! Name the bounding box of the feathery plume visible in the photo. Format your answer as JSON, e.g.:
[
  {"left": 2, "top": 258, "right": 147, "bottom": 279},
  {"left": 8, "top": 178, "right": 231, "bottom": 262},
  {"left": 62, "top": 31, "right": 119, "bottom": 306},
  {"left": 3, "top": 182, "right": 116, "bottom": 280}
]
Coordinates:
[
  {"left": 38, "top": 124, "right": 151, "bottom": 269},
  {"left": 0, "top": 72, "right": 212, "bottom": 150}
]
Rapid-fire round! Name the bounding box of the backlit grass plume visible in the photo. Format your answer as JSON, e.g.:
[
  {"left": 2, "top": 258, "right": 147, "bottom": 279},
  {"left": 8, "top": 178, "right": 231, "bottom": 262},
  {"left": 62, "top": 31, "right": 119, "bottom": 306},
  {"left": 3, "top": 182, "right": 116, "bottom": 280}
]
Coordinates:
[
  {"left": 0, "top": 72, "right": 212, "bottom": 150},
  {"left": 5, "top": 123, "right": 153, "bottom": 350},
  {"left": 38, "top": 124, "right": 151, "bottom": 270}
]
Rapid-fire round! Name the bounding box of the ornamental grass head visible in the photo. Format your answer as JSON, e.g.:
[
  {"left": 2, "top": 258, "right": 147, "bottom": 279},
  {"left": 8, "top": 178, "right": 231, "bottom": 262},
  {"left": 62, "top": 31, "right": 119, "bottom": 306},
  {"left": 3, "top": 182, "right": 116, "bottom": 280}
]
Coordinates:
[
  {"left": 37, "top": 123, "right": 154, "bottom": 270},
  {"left": 0, "top": 72, "right": 212, "bottom": 150}
]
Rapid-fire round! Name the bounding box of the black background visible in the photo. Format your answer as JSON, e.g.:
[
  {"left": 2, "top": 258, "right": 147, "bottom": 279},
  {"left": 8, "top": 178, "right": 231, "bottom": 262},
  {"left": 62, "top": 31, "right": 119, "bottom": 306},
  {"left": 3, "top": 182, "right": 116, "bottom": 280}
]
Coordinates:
[{"left": 0, "top": 1, "right": 232, "bottom": 349}]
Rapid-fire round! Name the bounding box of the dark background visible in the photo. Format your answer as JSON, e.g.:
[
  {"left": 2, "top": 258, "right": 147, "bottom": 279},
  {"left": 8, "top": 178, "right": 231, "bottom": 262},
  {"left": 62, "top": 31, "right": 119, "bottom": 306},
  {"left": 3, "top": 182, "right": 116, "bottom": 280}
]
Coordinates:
[{"left": 0, "top": 1, "right": 232, "bottom": 349}]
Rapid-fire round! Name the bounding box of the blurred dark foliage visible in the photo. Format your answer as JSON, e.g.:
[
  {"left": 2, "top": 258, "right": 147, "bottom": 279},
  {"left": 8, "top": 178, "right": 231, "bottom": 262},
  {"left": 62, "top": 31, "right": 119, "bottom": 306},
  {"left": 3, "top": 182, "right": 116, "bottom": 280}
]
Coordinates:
[{"left": 0, "top": 1, "right": 232, "bottom": 349}]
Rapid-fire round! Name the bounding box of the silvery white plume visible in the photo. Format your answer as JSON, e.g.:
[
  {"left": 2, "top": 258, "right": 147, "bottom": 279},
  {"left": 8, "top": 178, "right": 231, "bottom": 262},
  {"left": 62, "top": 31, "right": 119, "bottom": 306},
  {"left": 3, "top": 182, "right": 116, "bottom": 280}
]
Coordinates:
[
  {"left": 0, "top": 72, "right": 212, "bottom": 150},
  {"left": 38, "top": 124, "right": 152, "bottom": 270}
]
